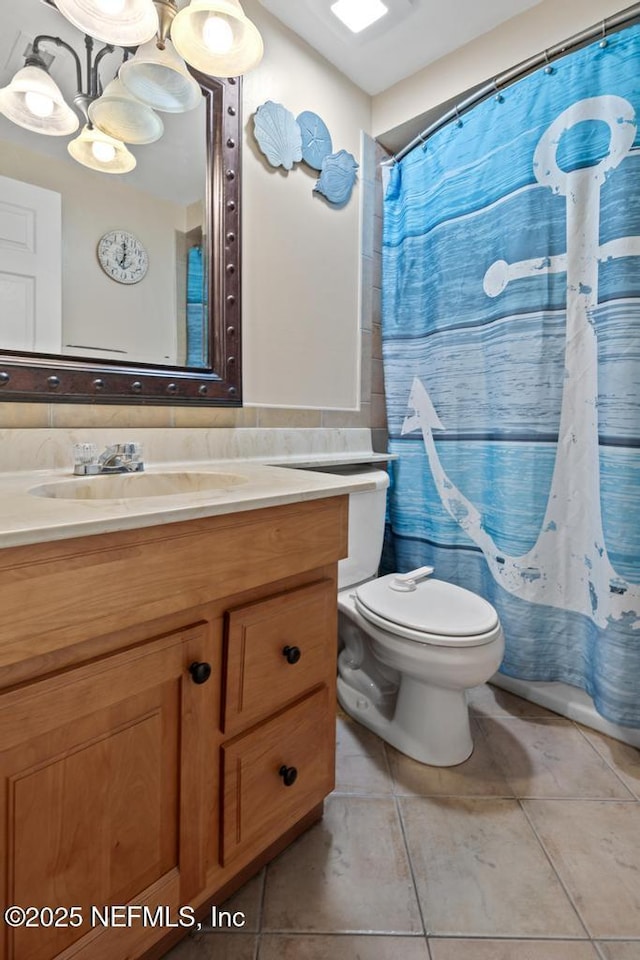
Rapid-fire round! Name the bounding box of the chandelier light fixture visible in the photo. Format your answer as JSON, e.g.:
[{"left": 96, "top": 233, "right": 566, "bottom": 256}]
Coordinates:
[
  {"left": 0, "top": 0, "right": 264, "bottom": 173},
  {"left": 87, "top": 76, "right": 164, "bottom": 144},
  {"left": 171, "top": 0, "right": 264, "bottom": 76},
  {"left": 118, "top": 37, "right": 202, "bottom": 113},
  {"left": 68, "top": 121, "right": 137, "bottom": 172},
  {"left": 54, "top": 0, "right": 160, "bottom": 47}
]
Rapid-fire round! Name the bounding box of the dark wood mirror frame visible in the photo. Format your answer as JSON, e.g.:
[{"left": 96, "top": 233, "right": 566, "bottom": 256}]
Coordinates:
[{"left": 0, "top": 74, "right": 242, "bottom": 407}]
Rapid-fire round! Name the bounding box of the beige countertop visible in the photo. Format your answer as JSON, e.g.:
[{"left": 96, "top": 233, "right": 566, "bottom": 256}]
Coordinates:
[{"left": 0, "top": 460, "right": 385, "bottom": 550}]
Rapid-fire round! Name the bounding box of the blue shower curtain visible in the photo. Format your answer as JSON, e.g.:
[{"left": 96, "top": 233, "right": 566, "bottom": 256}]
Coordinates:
[{"left": 382, "top": 24, "right": 640, "bottom": 727}]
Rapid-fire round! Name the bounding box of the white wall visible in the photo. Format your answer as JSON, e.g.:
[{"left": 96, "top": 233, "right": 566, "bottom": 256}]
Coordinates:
[
  {"left": 241, "top": 0, "right": 371, "bottom": 410},
  {"left": 373, "top": 0, "right": 628, "bottom": 140}
]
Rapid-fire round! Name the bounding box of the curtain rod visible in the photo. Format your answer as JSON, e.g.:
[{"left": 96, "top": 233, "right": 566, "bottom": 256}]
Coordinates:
[{"left": 390, "top": 1, "right": 640, "bottom": 164}]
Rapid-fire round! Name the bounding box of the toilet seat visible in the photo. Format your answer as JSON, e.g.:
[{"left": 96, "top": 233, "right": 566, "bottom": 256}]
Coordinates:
[{"left": 353, "top": 573, "right": 500, "bottom": 648}]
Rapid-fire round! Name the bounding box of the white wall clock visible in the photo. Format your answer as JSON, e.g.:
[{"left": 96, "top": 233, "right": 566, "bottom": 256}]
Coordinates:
[{"left": 97, "top": 230, "right": 149, "bottom": 284}]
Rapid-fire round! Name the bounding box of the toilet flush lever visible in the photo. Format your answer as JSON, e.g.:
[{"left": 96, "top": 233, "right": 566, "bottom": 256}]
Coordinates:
[{"left": 389, "top": 566, "right": 434, "bottom": 592}]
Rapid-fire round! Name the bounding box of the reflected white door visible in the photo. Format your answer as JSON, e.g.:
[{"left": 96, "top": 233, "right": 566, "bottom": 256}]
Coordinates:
[{"left": 0, "top": 174, "right": 62, "bottom": 353}]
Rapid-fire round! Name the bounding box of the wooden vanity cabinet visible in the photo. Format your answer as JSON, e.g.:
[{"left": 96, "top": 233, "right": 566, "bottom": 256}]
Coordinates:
[{"left": 0, "top": 496, "right": 347, "bottom": 960}]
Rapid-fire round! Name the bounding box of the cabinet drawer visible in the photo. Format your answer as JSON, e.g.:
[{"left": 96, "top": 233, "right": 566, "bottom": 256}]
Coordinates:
[
  {"left": 221, "top": 687, "right": 334, "bottom": 866},
  {"left": 223, "top": 579, "right": 335, "bottom": 733}
]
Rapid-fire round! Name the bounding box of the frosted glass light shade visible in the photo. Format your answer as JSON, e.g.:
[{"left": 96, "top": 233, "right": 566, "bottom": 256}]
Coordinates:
[
  {"left": 54, "top": 0, "right": 158, "bottom": 46},
  {"left": 171, "top": 0, "right": 264, "bottom": 76},
  {"left": 119, "top": 39, "right": 202, "bottom": 113},
  {"left": 0, "top": 65, "right": 79, "bottom": 135},
  {"left": 68, "top": 124, "right": 136, "bottom": 174},
  {"left": 88, "top": 78, "right": 164, "bottom": 144}
]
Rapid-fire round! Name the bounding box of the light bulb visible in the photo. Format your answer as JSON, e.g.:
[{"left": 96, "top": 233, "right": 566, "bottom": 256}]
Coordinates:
[
  {"left": 96, "top": 0, "right": 126, "bottom": 13},
  {"left": 91, "top": 139, "right": 117, "bottom": 163},
  {"left": 24, "top": 90, "right": 55, "bottom": 118},
  {"left": 202, "top": 16, "right": 234, "bottom": 54}
]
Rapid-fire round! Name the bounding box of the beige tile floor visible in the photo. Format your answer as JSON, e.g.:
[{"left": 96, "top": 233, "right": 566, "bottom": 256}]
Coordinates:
[{"left": 164, "top": 684, "right": 640, "bottom": 960}]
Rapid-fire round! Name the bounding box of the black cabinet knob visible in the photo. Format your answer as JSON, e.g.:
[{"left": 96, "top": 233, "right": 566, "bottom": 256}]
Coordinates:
[
  {"left": 279, "top": 765, "right": 298, "bottom": 787},
  {"left": 189, "top": 661, "right": 212, "bottom": 685},
  {"left": 282, "top": 645, "right": 301, "bottom": 665}
]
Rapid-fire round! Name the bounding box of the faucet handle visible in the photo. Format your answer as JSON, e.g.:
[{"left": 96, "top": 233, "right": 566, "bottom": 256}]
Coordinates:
[
  {"left": 73, "top": 442, "right": 100, "bottom": 475},
  {"left": 110, "top": 441, "right": 144, "bottom": 471},
  {"left": 124, "top": 441, "right": 144, "bottom": 467},
  {"left": 123, "top": 441, "right": 143, "bottom": 458}
]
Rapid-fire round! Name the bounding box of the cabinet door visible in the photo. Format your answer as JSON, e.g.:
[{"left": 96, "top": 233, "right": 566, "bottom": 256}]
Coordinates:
[
  {"left": 0, "top": 622, "right": 213, "bottom": 960},
  {"left": 221, "top": 687, "right": 334, "bottom": 867},
  {"left": 223, "top": 580, "right": 336, "bottom": 734}
]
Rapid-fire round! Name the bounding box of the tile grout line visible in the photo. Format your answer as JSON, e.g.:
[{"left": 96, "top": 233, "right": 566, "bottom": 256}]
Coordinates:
[
  {"left": 380, "top": 738, "right": 396, "bottom": 788},
  {"left": 331, "top": 788, "right": 399, "bottom": 799},
  {"left": 592, "top": 940, "right": 609, "bottom": 960},
  {"left": 517, "top": 797, "right": 593, "bottom": 941},
  {"left": 385, "top": 732, "right": 433, "bottom": 956},
  {"left": 392, "top": 793, "right": 434, "bottom": 960},
  {"left": 572, "top": 723, "right": 640, "bottom": 801},
  {"left": 424, "top": 934, "right": 610, "bottom": 941},
  {"left": 254, "top": 866, "right": 268, "bottom": 960},
  {"left": 253, "top": 929, "right": 431, "bottom": 937}
]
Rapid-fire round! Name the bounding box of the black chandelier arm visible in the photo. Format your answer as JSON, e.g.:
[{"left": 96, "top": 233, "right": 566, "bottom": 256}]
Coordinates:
[
  {"left": 83, "top": 35, "right": 94, "bottom": 95},
  {"left": 28, "top": 34, "right": 116, "bottom": 100},
  {"left": 31, "top": 34, "right": 83, "bottom": 92},
  {"left": 91, "top": 41, "right": 116, "bottom": 97}
]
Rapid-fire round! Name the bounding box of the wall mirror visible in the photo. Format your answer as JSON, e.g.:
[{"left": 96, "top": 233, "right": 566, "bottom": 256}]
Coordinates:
[{"left": 0, "top": 1, "right": 242, "bottom": 406}]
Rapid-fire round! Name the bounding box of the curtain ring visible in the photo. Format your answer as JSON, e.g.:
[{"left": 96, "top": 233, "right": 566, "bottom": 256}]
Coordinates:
[
  {"left": 454, "top": 105, "right": 463, "bottom": 128},
  {"left": 493, "top": 78, "right": 503, "bottom": 103},
  {"left": 600, "top": 19, "right": 608, "bottom": 47},
  {"left": 543, "top": 49, "right": 554, "bottom": 75}
]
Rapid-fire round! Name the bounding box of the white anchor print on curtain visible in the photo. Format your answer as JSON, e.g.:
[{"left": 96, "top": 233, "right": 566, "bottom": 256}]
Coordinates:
[{"left": 402, "top": 95, "right": 640, "bottom": 629}]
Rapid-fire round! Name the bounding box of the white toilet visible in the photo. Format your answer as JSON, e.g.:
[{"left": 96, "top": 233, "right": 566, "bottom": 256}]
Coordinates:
[{"left": 334, "top": 467, "right": 505, "bottom": 766}]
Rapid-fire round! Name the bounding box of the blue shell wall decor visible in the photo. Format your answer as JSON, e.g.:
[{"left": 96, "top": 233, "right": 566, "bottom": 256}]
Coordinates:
[
  {"left": 313, "top": 149, "right": 359, "bottom": 206},
  {"left": 297, "top": 111, "right": 333, "bottom": 170},
  {"left": 253, "top": 100, "right": 302, "bottom": 171}
]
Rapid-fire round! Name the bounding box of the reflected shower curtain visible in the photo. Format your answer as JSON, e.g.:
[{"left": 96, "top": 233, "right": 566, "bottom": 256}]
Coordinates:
[
  {"left": 186, "top": 245, "right": 207, "bottom": 367},
  {"left": 381, "top": 24, "right": 640, "bottom": 726}
]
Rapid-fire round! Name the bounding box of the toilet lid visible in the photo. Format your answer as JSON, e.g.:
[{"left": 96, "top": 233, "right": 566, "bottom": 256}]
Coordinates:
[{"left": 355, "top": 574, "right": 499, "bottom": 642}]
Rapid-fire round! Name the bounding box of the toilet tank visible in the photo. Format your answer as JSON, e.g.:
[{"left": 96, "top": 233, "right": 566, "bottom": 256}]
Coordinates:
[{"left": 314, "top": 467, "right": 390, "bottom": 589}]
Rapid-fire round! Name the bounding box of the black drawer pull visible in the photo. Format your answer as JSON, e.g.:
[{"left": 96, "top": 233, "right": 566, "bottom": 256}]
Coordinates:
[
  {"left": 282, "top": 645, "right": 301, "bottom": 665},
  {"left": 189, "top": 661, "right": 212, "bottom": 685},
  {"left": 279, "top": 765, "right": 298, "bottom": 787}
]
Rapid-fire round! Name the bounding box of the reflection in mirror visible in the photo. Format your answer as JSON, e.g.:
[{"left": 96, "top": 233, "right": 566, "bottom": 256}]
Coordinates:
[
  {"left": 0, "top": 1, "right": 243, "bottom": 405},
  {"left": 0, "top": 90, "right": 208, "bottom": 367}
]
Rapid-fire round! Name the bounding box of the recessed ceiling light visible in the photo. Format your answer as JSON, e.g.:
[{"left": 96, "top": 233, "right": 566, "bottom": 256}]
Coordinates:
[{"left": 330, "top": 0, "right": 389, "bottom": 34}]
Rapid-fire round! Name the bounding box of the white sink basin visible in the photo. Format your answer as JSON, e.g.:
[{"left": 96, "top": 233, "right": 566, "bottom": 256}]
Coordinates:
[{"left": 29, "top": 471, "right": 249, "bottom": 501}]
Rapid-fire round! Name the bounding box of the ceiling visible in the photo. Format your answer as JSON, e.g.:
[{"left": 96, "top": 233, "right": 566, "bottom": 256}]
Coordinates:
[{"left": 256, "top": 0, "right": 543, "bottom": 97}]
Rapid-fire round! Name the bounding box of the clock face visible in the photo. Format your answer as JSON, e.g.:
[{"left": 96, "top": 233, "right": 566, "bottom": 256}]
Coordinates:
[{"left": 97, "top": 230, "right": 149, "bottom": 284}]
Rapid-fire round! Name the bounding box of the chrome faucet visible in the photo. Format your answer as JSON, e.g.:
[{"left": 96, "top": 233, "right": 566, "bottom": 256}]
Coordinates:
[{"left": 73, "top": 442, "right": 144, "bottom": 475}]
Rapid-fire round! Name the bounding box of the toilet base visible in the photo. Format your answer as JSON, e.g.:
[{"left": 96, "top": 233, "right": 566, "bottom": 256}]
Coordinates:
[{"left": 337, "top": 672, "right": 474, "bottom": 767}]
